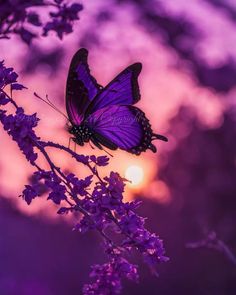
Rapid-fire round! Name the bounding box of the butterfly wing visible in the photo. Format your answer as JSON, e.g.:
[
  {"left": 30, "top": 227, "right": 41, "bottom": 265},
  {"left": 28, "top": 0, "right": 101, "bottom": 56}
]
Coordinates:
[
  {"left": 84, "top": 63, "right": 142, "bottom": 116},
  {"left": 86, "top": 105, "right": 167, "bottom": 155},
  {"left": 66, "top": 48, "right": 101, "bottom": 125}
]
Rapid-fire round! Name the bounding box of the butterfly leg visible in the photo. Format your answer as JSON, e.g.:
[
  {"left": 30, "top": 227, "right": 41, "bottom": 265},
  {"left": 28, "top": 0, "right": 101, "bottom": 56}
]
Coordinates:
[
  {"left": 74, "top": 140, "right": 77, "bottom": 153},
  {"left": 90, "top": 137, "right": 103, "bottom": 150},
  {"left": 68, "top": 137, "right": 78, "bottom": 153},
  {"left": 68, "top": 137, "right": 72, "bottom": 149},
  {"left": 89, "top": 141, "right": 95, "bottom": 150},
  {"left": 90, "top": 137, "right": 114, "bottom": 157}
]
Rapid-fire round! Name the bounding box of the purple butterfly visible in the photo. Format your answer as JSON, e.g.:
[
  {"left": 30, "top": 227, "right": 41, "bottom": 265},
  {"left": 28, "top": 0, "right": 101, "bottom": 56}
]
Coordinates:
[{"left": 66, "top": 48, "right": 167, "bottom": 155}]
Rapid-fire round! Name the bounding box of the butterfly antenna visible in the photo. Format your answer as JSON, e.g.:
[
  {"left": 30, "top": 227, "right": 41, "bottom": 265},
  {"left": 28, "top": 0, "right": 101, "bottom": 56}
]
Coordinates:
[
  {"left": 89, "top": 142, "right": 95, "bottom": 150},
  {"left": 34, "top": 92, "right": 69, "bottom": 121},
  {"left": 45, "top": 94, "right": 69, "bottom": 120}
]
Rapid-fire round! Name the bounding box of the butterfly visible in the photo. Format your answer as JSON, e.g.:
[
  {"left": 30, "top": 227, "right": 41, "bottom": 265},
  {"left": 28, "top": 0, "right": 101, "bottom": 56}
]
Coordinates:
[{"left": 66, "top": 48, "right": 167, "bottom": 155}]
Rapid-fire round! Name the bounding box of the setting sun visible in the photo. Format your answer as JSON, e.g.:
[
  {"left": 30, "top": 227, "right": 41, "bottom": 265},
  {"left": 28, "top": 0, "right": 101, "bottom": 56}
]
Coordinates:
[{"left": 125, "top": 165, "right": 144, "bottom": 186}]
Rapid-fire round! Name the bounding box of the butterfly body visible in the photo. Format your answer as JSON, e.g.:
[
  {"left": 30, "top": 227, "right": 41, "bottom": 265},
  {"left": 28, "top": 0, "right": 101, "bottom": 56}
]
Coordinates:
[
  {"left": 66, "top": 48, "right": 167, "bottom": 155},
  {"left": 68, "top": 124, "right": 91, "bottom": 146}
]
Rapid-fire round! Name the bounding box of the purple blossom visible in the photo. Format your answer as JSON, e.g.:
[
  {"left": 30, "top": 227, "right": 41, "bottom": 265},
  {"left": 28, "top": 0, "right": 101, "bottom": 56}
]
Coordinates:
[
  {"left": 75, "top": 215, "right": 97, "bottom": 233},
  {"left": 76, "top": 154, "right": 89, "bottom": 164},
  {"left": 57, "top": 206, "right": 74, "bottom": 215},
  {"left": 119, "top": 214, "right": 169, "bottom": 271},
  {"left": 28, "top": 170, "right": 67, "bottom": 205},
  {"left": 90, "top": 155, "right": 109, "bottom": 167},
  {"left": 21, "top": 185, "right": 39, "bottom": 205},
  {"left": 48, "top": 184, "right": 66, "bottom": 204},
  {"left": 0, "top": 107, "right": 39, "bottom": 163},
  {"left": 0, "top": 61, "right": 25, "bottom": 90},
  {"left": 0, "top": 0, "right": 83, "bottom": 43},
  {"left": 0, "top": 93, "right": 10, "bottom": 105},
  {"left": 105, "top": 172, "right": 125, "bottom": 199},
  {"left": 83, "top": 256, "right": 139, "bottom": 295},
  {"left": 67, "top": 173, "right": 93, "bottom": 196},
  {"left": 119, "top": 212, "right": 145, "bottom": 234},
  {"left": 11, "top": 83, "right": 27, "bottom": 90}
]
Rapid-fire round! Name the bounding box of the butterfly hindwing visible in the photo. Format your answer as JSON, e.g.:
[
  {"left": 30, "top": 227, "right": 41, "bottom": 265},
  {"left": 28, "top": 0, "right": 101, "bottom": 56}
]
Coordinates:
[
  {"left": 86, "top": 105, "right": 160, "bottom": 154},
  {"left": 66, "top": 48, "right": 101, "bottom": 125}
]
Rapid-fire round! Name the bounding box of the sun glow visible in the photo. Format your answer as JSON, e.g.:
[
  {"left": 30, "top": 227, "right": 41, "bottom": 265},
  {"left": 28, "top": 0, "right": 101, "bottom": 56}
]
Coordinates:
[{"left": 125, "top": 165, "right": 144, "bottom": 186}]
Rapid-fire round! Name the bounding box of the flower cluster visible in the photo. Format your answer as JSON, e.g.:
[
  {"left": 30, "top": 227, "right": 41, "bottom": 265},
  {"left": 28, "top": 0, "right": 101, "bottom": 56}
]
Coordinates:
[
  {"left": 22, "top": 170, "right": 66, "bottom": 205},
  {"left": 0, "top": 107, "right": 39, "bottom": 163},
  {"left": 0, "top": 62, "right": 168, "bottom": 294},
  {"left": 0, "top": 0, "right": 83, "bottom": 43},
  {"left": 0, "top": 61, "right": 39, "bottom": 163},
  {"left": 83, "top": 255, "right": 139, "bottom": 295},
  {"left": 43, "top": 3, "right": 83, "bottom": 39},
  {"left": 0, "top": 60, "right": 26, "bottom": 90}
]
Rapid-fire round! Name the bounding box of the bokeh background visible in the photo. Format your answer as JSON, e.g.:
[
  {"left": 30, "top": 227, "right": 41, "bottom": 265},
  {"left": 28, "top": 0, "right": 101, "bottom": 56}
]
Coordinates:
[{"left": 0, "top": 0, "right": 236, "bottom": 294}]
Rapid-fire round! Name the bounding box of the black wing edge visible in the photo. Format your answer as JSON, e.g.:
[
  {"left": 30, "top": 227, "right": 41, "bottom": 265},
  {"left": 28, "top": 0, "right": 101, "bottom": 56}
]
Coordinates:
[
  {"left": 124, "top": 62, "right": 142, "bottom": 104},
  {"left": 69, "top": 48, "right": 88, "bottom": 71},
  {"left": 128, "top": 106, "right": 168, "bottom": 155},
  {"left": 67, "top": 48, "right": 102, "bottom": 91}
]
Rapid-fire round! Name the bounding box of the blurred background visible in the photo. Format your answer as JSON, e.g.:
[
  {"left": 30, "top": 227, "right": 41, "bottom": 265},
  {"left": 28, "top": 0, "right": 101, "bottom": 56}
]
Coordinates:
[{"left": 0, "top": 0, "right": 236, "bottom": 294}]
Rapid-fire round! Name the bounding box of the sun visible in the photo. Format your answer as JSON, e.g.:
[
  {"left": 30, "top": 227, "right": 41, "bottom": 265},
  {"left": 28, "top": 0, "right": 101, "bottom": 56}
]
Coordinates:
[{"left": 125, "top": 165, "right": 144, "bottom": 186}]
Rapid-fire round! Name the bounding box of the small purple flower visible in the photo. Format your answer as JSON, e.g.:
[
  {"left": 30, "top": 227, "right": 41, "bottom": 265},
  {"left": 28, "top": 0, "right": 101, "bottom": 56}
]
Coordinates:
[
  {"left": 11, "top": 83, "right": 27, "bottom": 90},
  {"left": 57, "top": 207, "right": 74, "bottom": 215},
  {"left": 75, "top": 215, "right": 96, "bottom": 233},
  {"left": 75, "top": 154, "right": 89, "bottom": 164},
  {"left": 22, "top": 170, "right": 67, "bottom": 205},
  {"left": 47, "top": 184, "right": 66, "bottom": 204},
  {"left": 119, "top": 213, "right": 145, "bottom": 234},
  {"left": 21, "top": 185, "right": 39, "bottom": 205},
  {"left": 0, "top": 61, "right": 26, "bottom": 90},
  {"left": 0, "top": 93, "right": 10, "bottom": 105},
  {"left": 67, "top": 173, "right": 93, "bottom": 196},
  {"left": 34, "top": 170, "right": 53, "bottom": 181},
  {"left": 105, "top": 172, "right": 125, "bottom": 200},
  {"left": 90, "top": 155, "right": 109, "bottom": 167},
  {"left": 132, "top": 230, "right": 169, "bottom": 271}
]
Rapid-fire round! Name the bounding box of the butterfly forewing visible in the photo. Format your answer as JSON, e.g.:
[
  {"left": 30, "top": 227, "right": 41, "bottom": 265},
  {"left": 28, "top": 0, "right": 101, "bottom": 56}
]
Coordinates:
[
  {"left": 66, "top": 48, "right": 101, "bottom": 125},
  {"left": 84, "top": 63, "right": 142, "bottom": 117}
]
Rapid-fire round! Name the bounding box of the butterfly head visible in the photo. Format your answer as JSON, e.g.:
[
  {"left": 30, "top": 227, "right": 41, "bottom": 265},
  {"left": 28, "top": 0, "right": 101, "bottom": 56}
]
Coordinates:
[{"left": 68, "top": 124, "right": 91, "bottom": 146}]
